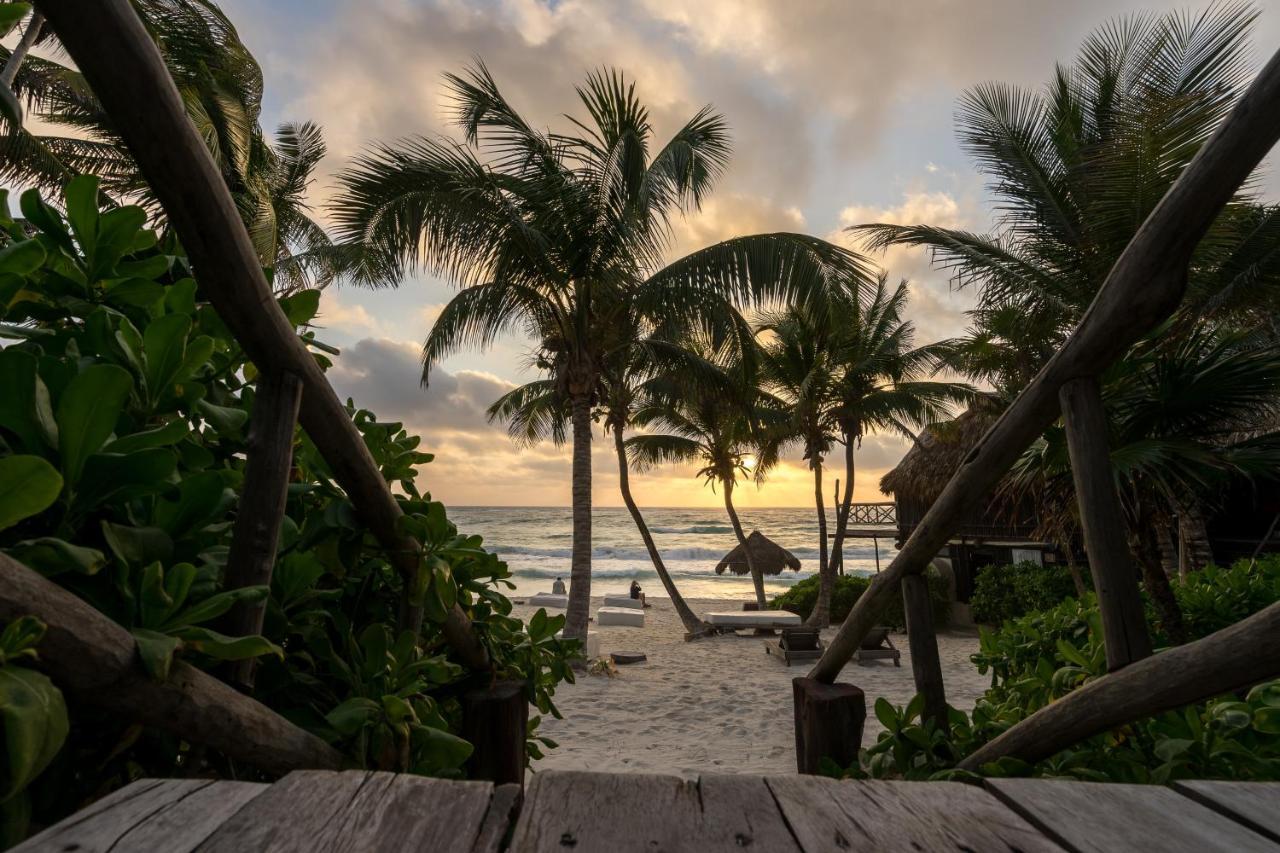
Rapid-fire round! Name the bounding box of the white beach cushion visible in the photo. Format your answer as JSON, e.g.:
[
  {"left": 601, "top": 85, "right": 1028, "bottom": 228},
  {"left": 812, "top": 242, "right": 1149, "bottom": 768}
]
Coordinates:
[
  {"left": 705, "top": 611, "right": 802, "bottom": 628},
  {"left": 527, "top": 593, "right": 568, "bottom": 608},
  {"left": 602, "top": 594, "right": 643, "bottom": 609},
  {"left": 554, "top": 630, "right": 601, "bottom": 658},
  {"left": 597, "top": 606, "right": 645, "bottom": 627}
]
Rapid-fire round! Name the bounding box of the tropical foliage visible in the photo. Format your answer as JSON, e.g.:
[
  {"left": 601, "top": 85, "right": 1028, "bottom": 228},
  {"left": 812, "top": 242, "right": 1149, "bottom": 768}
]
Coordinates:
[
  {"left": 332, "top": 63, "right": 869, "bottom": 640},
  {"left": 0, "top": 180, "right": 573, "bottom": 839},
  {"left": 769, "top": 571, "right": 950, "bottom": 631},
  {"left": 969, "top": 560, "right": 1083, "bottom": 627}
]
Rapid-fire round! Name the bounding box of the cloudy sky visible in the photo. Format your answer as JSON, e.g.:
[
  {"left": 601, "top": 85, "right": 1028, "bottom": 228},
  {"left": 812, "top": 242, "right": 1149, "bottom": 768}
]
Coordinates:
[{"left": 218, "top": 0, "right": 1280, "bottom": 508}]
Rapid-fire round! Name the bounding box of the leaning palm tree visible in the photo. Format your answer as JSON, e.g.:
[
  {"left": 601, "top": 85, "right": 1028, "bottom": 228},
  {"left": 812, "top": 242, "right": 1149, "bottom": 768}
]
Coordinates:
[
  {"left": 628, "top": 339, "right": 783, "bottom": 606},
  {"left": 331, "top": 64, "right": 869, "bottom": 641},
  {"left": 823, "top": 276, "right": 974, "bottom": 626},
  {"left": 0, "top": 0, "right": 337, "bottom": 291}
]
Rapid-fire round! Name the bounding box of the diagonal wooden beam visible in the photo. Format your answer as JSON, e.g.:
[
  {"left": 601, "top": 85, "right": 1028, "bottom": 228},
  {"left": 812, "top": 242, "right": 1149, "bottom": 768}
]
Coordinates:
[
  {"left": 33, "top": 0, "right": 489, "bottom": 671},
  {"left": 810, "top": 44, "right": 1280, "bottom": 683}
]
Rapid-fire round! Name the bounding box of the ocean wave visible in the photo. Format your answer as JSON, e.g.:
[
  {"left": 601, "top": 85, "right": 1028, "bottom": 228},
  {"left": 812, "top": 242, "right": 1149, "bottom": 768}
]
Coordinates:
[
  {"left": 494, "top": 544, "right": 732, "bottom": 561},
  {"left": 508, "top": 564, "right": 862, "bottom": 583},
  {"left": 649, "top": 525, "right": 735, "bottom": 534}
]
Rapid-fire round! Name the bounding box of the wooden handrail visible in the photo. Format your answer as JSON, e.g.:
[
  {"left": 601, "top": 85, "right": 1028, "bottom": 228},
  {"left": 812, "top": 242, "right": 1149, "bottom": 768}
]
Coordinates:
[
  {"left": 33, "top": 0, "right": 489, "bottom": 671},
  {"left": 810, "top": 44, "right": 1280, "bottom": 684},
  {"left": 0, "top": 554, "right": 343, "bottom": 775},
  {"left": 960, "top": 601, "right": 1280, "bottom": 769}
]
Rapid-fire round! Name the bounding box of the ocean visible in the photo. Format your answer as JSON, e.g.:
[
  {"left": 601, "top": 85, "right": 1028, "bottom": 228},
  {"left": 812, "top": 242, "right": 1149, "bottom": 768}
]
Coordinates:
[{"left": 448, "top": 506, "right": 897, "bottom": 600}]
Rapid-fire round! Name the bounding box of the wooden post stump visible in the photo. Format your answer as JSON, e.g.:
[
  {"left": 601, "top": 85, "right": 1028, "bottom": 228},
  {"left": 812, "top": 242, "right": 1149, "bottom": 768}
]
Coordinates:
[
  {"left": 902, "top": 571, "right": 948, "bottom": 732},
  {"left": 1060, "top": 375, "right": 1153, "bottom": 670},
  {"left": 462, "top": 680, "right": 528, "bottom": 787},
  {"left": 792, "top": 677, "right": 865, "bottom": 775}
]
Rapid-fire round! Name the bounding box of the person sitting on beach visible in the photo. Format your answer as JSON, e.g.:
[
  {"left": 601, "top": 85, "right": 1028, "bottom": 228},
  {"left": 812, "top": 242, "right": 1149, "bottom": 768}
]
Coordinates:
[
  {"left": 629, "top": 580, "right": 642, "bottom": 600},
  {"left": 552, "top": 577, "right": 566, "bottom": 595}
]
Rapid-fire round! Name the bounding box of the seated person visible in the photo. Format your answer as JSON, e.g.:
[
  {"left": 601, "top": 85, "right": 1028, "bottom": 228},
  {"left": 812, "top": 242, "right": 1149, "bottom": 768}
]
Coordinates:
[
  {"left": 552, "top": 577, "right": 566, "bottom": 595},
  {"left": 629, "top": 580, "right": 645, "bottom": 605}
]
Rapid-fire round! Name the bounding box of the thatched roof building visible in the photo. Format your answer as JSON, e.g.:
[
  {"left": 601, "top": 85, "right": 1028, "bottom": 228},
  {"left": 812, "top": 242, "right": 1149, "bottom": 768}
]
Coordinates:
[
  {"left": 880, "top": 395, "right": 1004, "bottom": 510},
  {"left": 714, "top": 530, "right": 801, "bottom": 576}
]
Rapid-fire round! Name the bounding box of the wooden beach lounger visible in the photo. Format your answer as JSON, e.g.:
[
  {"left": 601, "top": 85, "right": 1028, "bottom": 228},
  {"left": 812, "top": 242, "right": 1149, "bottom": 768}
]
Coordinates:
[
  {"left": 765, "top": 627, "right": 825, "bottom": 666},
  {"left": 853, "top": 626, "right": 901, "bottom": 666},
  {"left": 705, "top": 611, "right": 802, "bottom": 634}
]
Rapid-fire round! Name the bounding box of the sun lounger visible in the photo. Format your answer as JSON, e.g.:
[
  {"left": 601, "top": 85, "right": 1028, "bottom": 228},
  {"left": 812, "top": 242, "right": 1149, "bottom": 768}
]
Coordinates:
[
  {"left": 705, "top": 611, "right": 802, "bottom": 633},
  {"left": 554, "top": 630, "right": 600, "bottom": 658},
  {"left": 765, "top": 627, "right": 825, "bottom": 666},
  {"left": 602, "top": 594, "right": 643, "bottom": 610},
  {"left": 853, "top": 626, "right": 900, "bottom": 666},
  {"left": 597, "top": 606, "right": 645, "bottom": 627},
  {"left": 527, "top": 592, "right": 567, "bottom": 608}
]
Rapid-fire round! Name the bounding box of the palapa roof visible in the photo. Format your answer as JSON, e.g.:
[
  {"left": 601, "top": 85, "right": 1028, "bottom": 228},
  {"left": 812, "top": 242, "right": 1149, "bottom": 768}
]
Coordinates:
[
  {"left": 879, "top": 394, "right": 1004, "bottom": 505},
  {"left": 714, "top": 530, "right": 802, "bottom": 576}
]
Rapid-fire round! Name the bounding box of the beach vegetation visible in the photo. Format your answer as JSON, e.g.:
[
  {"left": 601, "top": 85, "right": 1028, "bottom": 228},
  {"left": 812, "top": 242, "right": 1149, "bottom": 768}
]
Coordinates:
[
  {"left": 768, "top": 571, "right": 950, "bottom": 631},
  {"left": 0, "top": 182, "right": 574, "bottom": 836},
  {"left": 969, "top": 560, "right": 1083, "bottom": 627}
]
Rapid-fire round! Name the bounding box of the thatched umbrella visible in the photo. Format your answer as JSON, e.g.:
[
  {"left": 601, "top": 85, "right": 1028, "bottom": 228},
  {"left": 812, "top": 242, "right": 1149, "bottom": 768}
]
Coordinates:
[{"left": 715, "top": 530, "right": 802, "bottom": 576}]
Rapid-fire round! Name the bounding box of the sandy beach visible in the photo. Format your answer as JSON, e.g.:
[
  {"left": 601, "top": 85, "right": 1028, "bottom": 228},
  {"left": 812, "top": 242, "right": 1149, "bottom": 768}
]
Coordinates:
[{"left": 513, "top": 595, "right": 988, "bottom": 777}]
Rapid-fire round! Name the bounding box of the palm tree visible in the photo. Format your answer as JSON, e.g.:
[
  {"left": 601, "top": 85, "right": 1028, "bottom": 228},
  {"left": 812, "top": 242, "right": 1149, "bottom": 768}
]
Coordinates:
[
  {"left": 849, "top": 4, "right": 1280, "bottom": 628},
  {"left": 332, "top": 64, "right": 869, "bottom": 641},
  {"left": 0, "top": 0, "right": 337, "bottom": 291},
  {"left": 627, "top": 348, "right": 781, "bottom": 606},
  {"left": 822, "top": 277, "right": 974, "bottom": 626}
]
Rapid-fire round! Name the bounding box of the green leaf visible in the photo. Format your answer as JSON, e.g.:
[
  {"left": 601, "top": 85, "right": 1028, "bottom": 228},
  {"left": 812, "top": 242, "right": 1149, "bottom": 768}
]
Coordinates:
[
  {"left": 104, "top": 278, "right": 165, "bottom": 309},
  {"left": 76, "top": 448, "right": 177, "bottom": 510},
  {"left": 55, "top": 364, "right": 133, "bottom": 486},
  {"left": 4, "top": 538, "right": 105, "bottom": 576},
  {"left": 873, "top": 697, "right": 897, "bottom": 731},
  {"left": 280, "top": 289, "right": 321, "bottom": 327},
  {"left": 131, "top": 629, "right": 181, "bottom": 681},
  {"left": 18, "top": 190, "right": 71, "bottom": 253},
  {"left": 101, "top": 419, "right": 189, "bottom": 453},
  {"left": 138, "top": 562, "right": 174, "bottom": 628},
  {"left": 142, "top": 314, "right": 192, "bottom": 402},
  {"left": 152, "top": 471, "right": 233, "bottom": 537},
  {"left": 167, "top": 586, "right": 267, "bottom": 629},
  {"left": 326, "top": 697, "right": 381, "bottom": 737},
  {"left": 168, "top": 626, "right": 281, "bottom": 662},
  {"left": 0, "top": 349, "right": 58, "bottom": 452},
  {"left": 1252, "top": 707, "right": 1280, "bottom": 735},
  {"left": 0, "top": 666, "right": 68, "bottom": 801},
  {"left": 414, "top": 725, "right": 473, "bottom": 771},
  {"left": 100, "top": 521, "right": 173, "bottom": 567},
  {"left": 195, "top": 399, "right": 248, "bottom": 438},
  {"left": 0, "top": 239, "right": 46, "bottom": 278},
  {"left": 0, "top": 456, "right": 62, "bottom": 531},
  {"left": 64, "top": 176, "right": 100, "bottom": 257}
]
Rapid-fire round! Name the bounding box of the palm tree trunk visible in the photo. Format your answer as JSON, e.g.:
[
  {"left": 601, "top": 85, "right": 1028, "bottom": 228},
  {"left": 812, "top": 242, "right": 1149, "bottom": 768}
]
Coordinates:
[
  {"left": 722, "top": 479, "right": 764, "bottom": 606},
  {"left": 1, "top": 12, "right": 44, "bottom": 87},
  {"left": 807, "top": 458, "right": 832, "bottom": 628},
  {"left": 563, "top": 394, "right": 593, "bottom": 643},
  {"left": 1131, "top": 505, "right": 1187, "bottom": 645},
  {"left": 829, "top": 438, "right": 855, "bottom": 583},
  {"left": 612, "top": 423, "right": 707, "bottom": 637}
]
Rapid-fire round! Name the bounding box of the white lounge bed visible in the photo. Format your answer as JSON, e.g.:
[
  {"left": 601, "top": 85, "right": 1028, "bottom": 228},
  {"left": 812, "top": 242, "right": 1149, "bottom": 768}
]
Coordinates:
[
  {"left": 555, "top": 630, "right": 601, "bottom": 658},
  {"left": 705, "top": 611, "right": 802, "bottom": 631},
  {"left": 602, "top": 594, "right": 643, "bottom": 610},
  {"left": 597, "top": 606, "right": 645, "bottom": 627},
  {"left": 527, "top": 593, "right": 567, "bottom": 608}
]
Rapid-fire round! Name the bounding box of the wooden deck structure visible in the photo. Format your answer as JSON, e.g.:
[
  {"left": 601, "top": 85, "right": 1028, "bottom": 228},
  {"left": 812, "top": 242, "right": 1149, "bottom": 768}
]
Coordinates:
[{"left": 15, "top": 770, "right": 1280, "bottom": 852}]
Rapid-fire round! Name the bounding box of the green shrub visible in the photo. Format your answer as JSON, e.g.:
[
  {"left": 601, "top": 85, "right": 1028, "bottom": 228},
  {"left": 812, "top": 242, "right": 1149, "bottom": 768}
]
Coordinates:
[
  {"left": 0, "top": 179, "right": 574, "bottom": 838},
  {"left": 969, "top": 559, "right": 1082, "bottom": 626},
  {"left": 769, "top": 571, "right": 951, "bottom": 629},
  {"left": 827, "top": 554, "right": 1280, "bottom": 783}
]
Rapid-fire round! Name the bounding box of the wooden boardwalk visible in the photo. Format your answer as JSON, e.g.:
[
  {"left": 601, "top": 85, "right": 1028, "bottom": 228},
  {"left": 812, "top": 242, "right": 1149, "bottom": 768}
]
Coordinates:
[{"left": 14, "top": 770, "right": 1280, "bottom": 852}]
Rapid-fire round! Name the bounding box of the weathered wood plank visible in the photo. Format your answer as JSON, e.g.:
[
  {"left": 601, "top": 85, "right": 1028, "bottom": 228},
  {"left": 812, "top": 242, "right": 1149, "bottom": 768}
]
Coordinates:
[
  {"left": 696, "top": 775, "right": 802, "bottom": 852},
  {"left": 901, "top": 571, "right": 947, "bottom": 728},
  {"left": 462, "top": 680, "right": 528, "bottom": 787},
  {"left": 792, "top": 677, "right": 865, "bottom": 775},
  {"left": 506, "top": 768, "right": 747, "bottom": 845},
  {"left": 471, "top": 783, "right": 522, "bottom": 853},
  {"left": 197, "top": 770, "right": 371, "bottom": 852},
  {"left": 1173, "top": 781, "right": 1280, "bottom": 844},
  {"left": 987, "top": 779, "right": 1278, "bottom": 853},
  {"left": 767, "top": 775, "right": 1062, "bottom": 852},
  {"left": 13, "top": 779, "right": 262, "bottom": 853},
  {"left": 1060, "top": 375, "right": 1152, "bottom": 670}
]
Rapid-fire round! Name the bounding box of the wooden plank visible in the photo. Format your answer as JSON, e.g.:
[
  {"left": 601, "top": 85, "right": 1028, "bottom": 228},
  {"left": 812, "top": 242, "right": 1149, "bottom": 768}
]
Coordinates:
[
  {"left": 792, "top": 677, "right": 865, "bottom": 775},
  {"left": 810, "top": 42, "right": 1280, "bottom": 684},
  {"left": 1173, "top": 781, "right": 1280, "bottom": 844},
  {"left": 471, "top": 784, "right": 522, "bottom": 853},
  {"left": 696, "top": 775, "right": 802, "bottom": 852},
  {"left": 197, "top": 770, "right": 498, "bottom": 853},
  {"left": 197, "top": 770, "right": 371, "bottom": 852},
  {"left": 767, "top": 776, "right": 1062, "bottom": 852},
  {"left": 462, "top": 680, "right": 527, "bottom": 787},
  {"left": 987, "top": 779, "right": 1277, "bottom": 853},
  {"left": 901, "top": 571, "right": 947, "bottom": 728},
  {"left": 960, "top": 601, "right": 1280, "bottom": 768},
  {"left": 512, "top": 770, "right": 785, "bottom": 852},
  {"left": 11, "top": 779, "right": 260, "bottom": 853},
  {"left": 0, "top": 554, "right": 342, "bottom": 774},
  {"left": 1060, "top": 375, "right": 1152, "bottom": 670}
]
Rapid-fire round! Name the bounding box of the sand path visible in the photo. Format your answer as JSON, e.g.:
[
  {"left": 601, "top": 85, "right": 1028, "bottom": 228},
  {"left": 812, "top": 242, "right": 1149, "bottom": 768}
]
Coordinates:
[{"left": 513, "top": 595, "right": 989, "bottom": 777}]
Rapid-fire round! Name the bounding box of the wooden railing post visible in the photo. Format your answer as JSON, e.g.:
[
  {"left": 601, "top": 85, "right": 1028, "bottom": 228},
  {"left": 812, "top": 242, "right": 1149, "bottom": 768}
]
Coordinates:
[
  {"left": 1059, "top": 376, "right": 1152, "bottom": 670},
  {"left": 220, "top": 369, "right": 303, "bottom": 688},
  {"left": 902, "top": 571, "right": 948, "bottom": 730},
  {"left": 462, "top": 681, "right": 528, "bottom": 787},
  {"left": 792, "top": 677, "right": 866, "bottom": 774}
]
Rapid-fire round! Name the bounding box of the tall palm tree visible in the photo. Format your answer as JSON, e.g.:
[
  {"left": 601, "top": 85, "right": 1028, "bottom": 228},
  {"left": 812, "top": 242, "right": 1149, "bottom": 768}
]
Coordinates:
[
  {"left": 822, "top": 277, "right": 973, "bottom": 626},
  {"left": 850, "top": 4, "right": 1280, "bottom": 627},
  {"left": 0, "top": 0, "right": 337, "bottom": 291},
  {"left": 332, "top": 65, "right": 869, "bottom": 640},
  {"left": 627, "top": 349, "right": 781, "bottom": 606}
]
